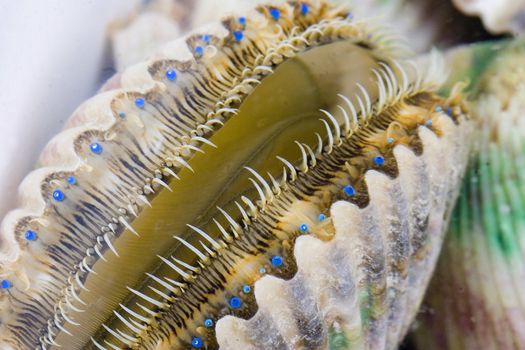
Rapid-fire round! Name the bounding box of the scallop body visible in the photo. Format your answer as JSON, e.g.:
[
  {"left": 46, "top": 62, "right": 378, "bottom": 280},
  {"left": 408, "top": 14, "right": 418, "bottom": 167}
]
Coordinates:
[{"left": 0, "top": 1, "right": 471, "bottom": 349}]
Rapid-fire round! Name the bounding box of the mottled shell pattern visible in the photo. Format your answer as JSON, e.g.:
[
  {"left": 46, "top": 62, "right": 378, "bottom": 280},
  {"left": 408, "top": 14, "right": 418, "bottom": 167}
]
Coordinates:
[
  {"left": 0, "top": 1, "right": 471, "bottom": 349},
  {"left": 413, "top": 39, "right": 525, "bottom": 350}
]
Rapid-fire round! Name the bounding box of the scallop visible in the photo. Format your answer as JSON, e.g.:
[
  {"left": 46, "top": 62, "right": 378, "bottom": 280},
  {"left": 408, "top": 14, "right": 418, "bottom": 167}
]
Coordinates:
[{"left": 0, "top": 1, "right": 471, "bottom": 349}]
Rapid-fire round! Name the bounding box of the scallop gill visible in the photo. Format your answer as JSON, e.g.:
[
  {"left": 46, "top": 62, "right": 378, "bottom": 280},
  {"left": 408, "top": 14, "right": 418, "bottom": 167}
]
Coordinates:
[{"left": 0, "top": 1, "right": 471, "bottom": 349}]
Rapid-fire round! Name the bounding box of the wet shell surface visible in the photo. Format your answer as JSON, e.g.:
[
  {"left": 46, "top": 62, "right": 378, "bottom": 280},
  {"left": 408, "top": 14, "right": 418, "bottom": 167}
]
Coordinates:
[
  {"left": 413, "top": 39, "right": 525, "bottom": 350},
  {"left": 452, "top": 0, "right": 525, "bottom": 34},
  {"left": 215, "top": 113, "right": 470, "bottom": 350},
  {"left": 0, "top": 1, "right": 471, "bottom": 349}
]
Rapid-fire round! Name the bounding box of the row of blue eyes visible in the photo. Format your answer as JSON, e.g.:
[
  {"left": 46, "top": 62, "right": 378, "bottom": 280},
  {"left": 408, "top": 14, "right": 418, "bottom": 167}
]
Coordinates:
[
  {"left": 91, "top": 7, "right": 310, "bottom": 159},
  {"left": 15, "top": 212, "right": 321, "bottom": 284},
  {"left": 168, "top": 5, "right": 311, "bottom": 86},
  {"left": 20, "top": 212, "right": 325, "bottom": 241},
  {"left": 25, "top": 161, "right": 382, "bottom": 242},
  {"left": 51, "top": 148, "right": 380, "bottom": 203},
  {"left": 17, "top": 187, "right": 329, "bottom": 343},
  {"left": 91, "top": 5, "right": 358, "bottom": 160},
  {"left": 192, "top": 253, "right": 284, "bottom": 348}
]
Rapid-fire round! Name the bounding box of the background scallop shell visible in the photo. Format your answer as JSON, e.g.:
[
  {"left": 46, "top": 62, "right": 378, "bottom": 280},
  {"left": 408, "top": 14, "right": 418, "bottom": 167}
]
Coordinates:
[
  {"left": 411, "top": 38, "right": 525, "bottom": 350},
  {"left": 452, "top": 0, "right": 525, "bottom": 34}
]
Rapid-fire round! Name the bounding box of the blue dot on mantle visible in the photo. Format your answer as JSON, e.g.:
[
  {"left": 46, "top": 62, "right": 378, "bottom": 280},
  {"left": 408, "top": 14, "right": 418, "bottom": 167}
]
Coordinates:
[
  {"left": 271, "top": 255, "right": 283, "bottom": 267},
  {"left": 229, "top": 296, "right": 242, "bottom": 309},
  {"left": 135, "top": 97, "right": 145, "bottom": 108},
  {"left": 52, "top": 190, "right": 65, "bottom": 202},
  {"left": 270, "top": 8, "right": 280, "bottom": 20},
  {"left": 90, "top": 142, "right": 103, "bottom": 155},
  {"left": 191, "top": 337, "right": 203, "bottom": 348},
  {"left": 1, "top": 280, "right": 12, "bottom": 289},
  {"left": 25, "top": 230, "right": 38, "bottom": 241},
  {"left": 373, "top": 155, "right": 385, "bottom": 166}
]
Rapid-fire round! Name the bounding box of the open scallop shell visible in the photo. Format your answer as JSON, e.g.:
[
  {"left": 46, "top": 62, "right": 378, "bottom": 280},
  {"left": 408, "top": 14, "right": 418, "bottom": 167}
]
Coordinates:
[{"left": 0, "top": 1, "right": 472, "bottom": 349}]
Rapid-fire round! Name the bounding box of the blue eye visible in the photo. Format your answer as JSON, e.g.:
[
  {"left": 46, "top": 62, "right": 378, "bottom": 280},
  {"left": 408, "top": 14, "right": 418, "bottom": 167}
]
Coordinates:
[
  {"left": 134, "top": 97, "right": 145, "bottom": 108},
  {"left": 90, "top": 142, "right": 103, "bottom": 155},
  {"left": 191, "top": 337, "right": 203, "bottom": 348},
  {"left": 270, "top": 8, "right": 280, "bottom": 21},
  {"left": 373, "top": 155, "right": 385, "bottom": 166},
  {"left": 52, "top": 190, "right": 65, "bottom": 202},
  {"left": 300, "top": 3, "right": 309, "bottom": 15},
  {"left": 1, "top": 279, "right": 12, "bottom": 289},
  {"left": 194, "top": 46, "right": 204, "bottom": 56},
  {"left": 67, "top": 176, "right": 76, "bottom": 185},
  {"left": 229, "top": 296, "right": 242, "bottom": 309},
  {"left": 165, "top": 68, "right": 177, "bottom": 81},
  {"left": 343, "top": 185, "right": 355, "bottom": 196},
  {"left": 25, "top": 230, "right": 38, "bottom": 241},
  {"left": 233, "top": 31, "right": 244, "bottom": 42},
  {"left": 271, "top": 255, "right": 283, "bottom": 267}
]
